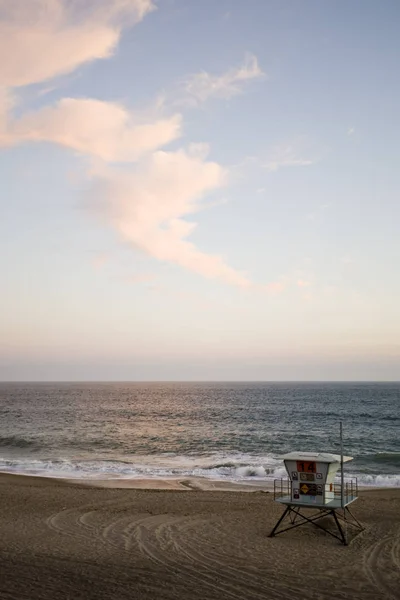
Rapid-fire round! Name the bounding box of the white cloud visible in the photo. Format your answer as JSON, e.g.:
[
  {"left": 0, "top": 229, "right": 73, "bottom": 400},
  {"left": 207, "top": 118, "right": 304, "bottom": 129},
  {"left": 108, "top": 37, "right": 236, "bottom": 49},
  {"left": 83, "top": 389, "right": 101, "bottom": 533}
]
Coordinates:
[
  {"left": 264, "top": 144, "right": 314, "bottom": 172},
  {"left": 4, "top": 98, "right": 181, "bottom": 161},
  {"left": 185, "top": 53, "right": 264, "bottom": 104},
  {"left": 88, "top": 149, "right": 249, "bottom": 286},
  {"left": 304, "top": 202, "right": 330, "bottom": 222},
  {"left": 0, "top": 0, "right": 155, "bottom": 88},
  {"left": 347, "top": 127, "right": 355, "bottom": 135}
]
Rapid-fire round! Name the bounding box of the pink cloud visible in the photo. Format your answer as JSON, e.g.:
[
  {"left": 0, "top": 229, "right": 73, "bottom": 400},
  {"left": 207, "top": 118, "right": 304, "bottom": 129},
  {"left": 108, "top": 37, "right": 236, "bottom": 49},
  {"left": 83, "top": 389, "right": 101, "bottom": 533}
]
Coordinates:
[
  {"left": 0, "top": 0, "right": 155, "bottom": 88},
  {"left": 88, "top": 149, "right": 250, "bottom": 287},
  {"left": 0, "top": 1, "right": 256, "bottom": 288},
  {"left": 265, "top": 281, "right": 285, "bottom": 294},
  {"left": 6, "top": 98, "right": 181, "bottom": 161},
  {"left": 92, "top": 254, "right": 110, "bottom": 269},
  {"left": 124, "top": 273, "right": 156, "bottom": 284}
]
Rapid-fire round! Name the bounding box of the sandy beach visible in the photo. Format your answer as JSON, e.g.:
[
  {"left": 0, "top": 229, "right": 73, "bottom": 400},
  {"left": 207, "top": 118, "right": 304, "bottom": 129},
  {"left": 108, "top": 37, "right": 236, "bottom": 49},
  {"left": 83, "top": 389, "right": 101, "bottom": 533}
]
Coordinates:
[{"left": 0, "top": 474, "right": 399, "bottom": 599}]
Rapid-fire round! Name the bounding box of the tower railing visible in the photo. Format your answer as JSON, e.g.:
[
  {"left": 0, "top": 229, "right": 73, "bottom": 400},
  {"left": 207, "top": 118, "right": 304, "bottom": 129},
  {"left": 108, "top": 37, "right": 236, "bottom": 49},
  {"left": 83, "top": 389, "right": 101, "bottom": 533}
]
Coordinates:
[{"left": 273, "top": 477, "right": 358, "bottom": 503}]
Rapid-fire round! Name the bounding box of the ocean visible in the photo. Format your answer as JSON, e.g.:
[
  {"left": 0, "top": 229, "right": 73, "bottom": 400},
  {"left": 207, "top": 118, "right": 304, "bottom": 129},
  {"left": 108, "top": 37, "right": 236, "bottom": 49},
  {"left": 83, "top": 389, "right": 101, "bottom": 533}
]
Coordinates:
[{"left": 0, "top": 382, "right": 399, "bottom": 487}]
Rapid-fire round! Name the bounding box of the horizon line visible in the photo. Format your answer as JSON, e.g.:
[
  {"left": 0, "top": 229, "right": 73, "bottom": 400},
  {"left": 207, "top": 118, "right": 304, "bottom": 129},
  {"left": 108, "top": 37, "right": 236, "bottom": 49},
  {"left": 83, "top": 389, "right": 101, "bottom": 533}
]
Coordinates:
[{"left": 1, "top": 380, "right": 399, "bottom": 384}]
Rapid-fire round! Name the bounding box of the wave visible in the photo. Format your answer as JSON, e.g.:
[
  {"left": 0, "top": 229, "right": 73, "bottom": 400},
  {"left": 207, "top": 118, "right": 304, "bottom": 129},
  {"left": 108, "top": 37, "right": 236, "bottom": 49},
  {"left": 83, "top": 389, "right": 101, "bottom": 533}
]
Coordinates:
[
  {"left": 0, "top": 454, "right": 287, "bottom": 482},
  {"left": 0, "top": 435, "right": 37, "bottom": 449},
  {"left": 372, "top": 452, "right": 400, "bottom": 465},
  {"left": 355, "top": 473, "right": 400, "bottom": 487},
  {"left": 354, "top": 452, "right": 400, "bottom": 468},
  {"left": 0, "top": 454, "right": 398, "bottom": 487},
  {"left": 0, "top": 434, "right": 127, "bottom": 452}
]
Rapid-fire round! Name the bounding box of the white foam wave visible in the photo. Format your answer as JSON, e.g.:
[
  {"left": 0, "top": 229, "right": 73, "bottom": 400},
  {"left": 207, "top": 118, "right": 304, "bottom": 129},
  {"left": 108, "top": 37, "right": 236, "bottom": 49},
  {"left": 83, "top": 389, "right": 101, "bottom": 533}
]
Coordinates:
[
  {"left": 0, "top": 455, "right": 398, "bottom": 487},
  {"left": 0, "top": 453, "right": 286, "bottom": 482},
  {"left": 235, "top": 466, "right": 268, "bottom": 478},
  {"left": 354, "top": 473, "right": 400, "bottom": 488}
]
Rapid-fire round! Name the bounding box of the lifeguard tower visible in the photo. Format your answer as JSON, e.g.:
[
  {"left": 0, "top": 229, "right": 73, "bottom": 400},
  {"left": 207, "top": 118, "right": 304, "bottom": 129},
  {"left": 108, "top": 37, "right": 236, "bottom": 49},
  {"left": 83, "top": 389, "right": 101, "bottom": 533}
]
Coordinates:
[{"left": 269, "top": 446, "right": 364, "bottom": 545}]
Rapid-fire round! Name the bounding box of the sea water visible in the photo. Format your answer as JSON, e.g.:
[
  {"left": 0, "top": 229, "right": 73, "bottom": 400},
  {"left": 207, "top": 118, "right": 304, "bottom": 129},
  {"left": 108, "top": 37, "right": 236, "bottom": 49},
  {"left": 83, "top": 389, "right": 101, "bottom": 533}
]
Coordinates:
[{"left": 0, "top": 382, "right": 399, "bottom": 487}]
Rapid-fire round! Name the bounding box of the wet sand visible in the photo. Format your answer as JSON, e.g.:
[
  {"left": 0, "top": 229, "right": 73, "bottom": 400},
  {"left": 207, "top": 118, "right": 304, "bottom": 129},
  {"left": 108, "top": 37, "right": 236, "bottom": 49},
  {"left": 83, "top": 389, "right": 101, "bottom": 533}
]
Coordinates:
[{"left": 0, "top": 473, "right": 399, "bottom": 600}]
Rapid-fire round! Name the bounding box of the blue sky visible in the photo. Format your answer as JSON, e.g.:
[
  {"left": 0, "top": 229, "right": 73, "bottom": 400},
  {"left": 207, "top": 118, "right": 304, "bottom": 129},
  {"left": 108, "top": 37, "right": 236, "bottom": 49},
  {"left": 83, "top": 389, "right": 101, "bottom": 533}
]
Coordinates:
[{"left": 0, "top": 0, "right": 399, "bottom": 380}]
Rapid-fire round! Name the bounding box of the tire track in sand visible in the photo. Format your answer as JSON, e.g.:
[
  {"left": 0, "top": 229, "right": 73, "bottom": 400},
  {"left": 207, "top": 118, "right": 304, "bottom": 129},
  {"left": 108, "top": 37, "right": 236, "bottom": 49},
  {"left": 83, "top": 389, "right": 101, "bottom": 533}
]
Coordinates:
[
  {"left": 109, "top": 514, "right": 253, "bottom": 600},
  {"left": 132, "top": 515, "right": 294, "bottom": 600},
  {"left": 168, "top": 516, "right": 297, "bottom": 600},
  {"left": 47, "top": 503, "right": 262, "bottom": 599},
  {"left": 362, "top": 529, "right": 400, "bottom": 599}
]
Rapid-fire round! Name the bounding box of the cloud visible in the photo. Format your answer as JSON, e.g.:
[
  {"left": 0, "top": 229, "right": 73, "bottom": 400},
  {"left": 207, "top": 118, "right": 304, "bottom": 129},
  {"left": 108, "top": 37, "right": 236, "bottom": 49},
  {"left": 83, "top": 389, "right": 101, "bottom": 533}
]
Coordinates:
[
  {"left": 124, "top": 273, "right": 157, "bottom": 284},
  {"left": 184, "top": 53, "right": 264, "bottom": 104},
  {"left": 0, "top": 1, "right": 252, "bottom": 287},
  {"left": 341, "top": 256, "right": 354, "bottom": 265},
  {"left": 88, "top": 148, "right": 250, "bottom": 286},
  {"left": 92, "top": 253, "right": 109, "bottom": 269},
  {"left": 347, "top": 127, "right": 355, "bottom": 135},
  {"left": 4, "top": 98, "right": 182, "bottom": 161},
  {"left": 0, "top": 88, "right": 14, "bottom": 136},
  {"left": 264, "top": 144, "right": 314, "bottom": 172},
  {"left": 297, "top": 279, "right": 310, "bottom": 287},
  {"left": 305, "top": 202, "right": 330, "bottom": 222},
  {"left": 0, "top": 0, "right": 155, "bottom": 88},
  {"left": 301, "top": 292, "right": 313, "bottom": 302},
  {"left": 264, "top": 282, "right": 285, "bottom": 294}
]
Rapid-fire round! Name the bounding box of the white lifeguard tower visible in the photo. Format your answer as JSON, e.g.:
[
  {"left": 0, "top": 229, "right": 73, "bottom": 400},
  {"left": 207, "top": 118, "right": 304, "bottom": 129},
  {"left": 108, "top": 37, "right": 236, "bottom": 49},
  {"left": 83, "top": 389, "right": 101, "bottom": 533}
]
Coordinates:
[{"left": 269, "top": 427, "right": 364, "bottom": 544}]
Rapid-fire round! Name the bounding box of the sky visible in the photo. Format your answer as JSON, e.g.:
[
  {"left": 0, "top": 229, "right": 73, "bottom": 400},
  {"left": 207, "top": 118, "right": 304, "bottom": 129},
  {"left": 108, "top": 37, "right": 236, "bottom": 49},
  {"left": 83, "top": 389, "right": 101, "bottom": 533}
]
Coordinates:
[{"left": 0, "top": 0, "right": 399, "bottom": 381}]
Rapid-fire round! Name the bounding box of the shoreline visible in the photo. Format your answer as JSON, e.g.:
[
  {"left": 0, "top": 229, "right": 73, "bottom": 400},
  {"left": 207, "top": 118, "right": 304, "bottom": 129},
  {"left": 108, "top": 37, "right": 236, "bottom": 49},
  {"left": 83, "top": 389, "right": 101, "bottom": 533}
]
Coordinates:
[
  {"left": 0, "top": 471, "right": 275, "bottom": 491},
  {"left": 0, "top": 471, "right": 395, "bottom": 492}
]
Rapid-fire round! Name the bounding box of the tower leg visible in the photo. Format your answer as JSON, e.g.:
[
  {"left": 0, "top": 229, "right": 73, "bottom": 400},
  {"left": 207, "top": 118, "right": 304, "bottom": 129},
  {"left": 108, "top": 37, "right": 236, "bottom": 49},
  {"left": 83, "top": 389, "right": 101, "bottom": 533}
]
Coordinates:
[
  {"left": 269, "top": 506, "right": 291, "bottom": 537},
  {"left": 332, "top": 509, "right": 347, "bottom": 545}
]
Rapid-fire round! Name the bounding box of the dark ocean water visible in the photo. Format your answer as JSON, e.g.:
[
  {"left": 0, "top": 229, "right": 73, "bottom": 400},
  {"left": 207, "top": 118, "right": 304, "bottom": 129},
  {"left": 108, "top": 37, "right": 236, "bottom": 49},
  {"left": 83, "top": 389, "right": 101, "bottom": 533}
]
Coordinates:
[{"left": 0, "top": 382, "right": 399, "bottom": 486}]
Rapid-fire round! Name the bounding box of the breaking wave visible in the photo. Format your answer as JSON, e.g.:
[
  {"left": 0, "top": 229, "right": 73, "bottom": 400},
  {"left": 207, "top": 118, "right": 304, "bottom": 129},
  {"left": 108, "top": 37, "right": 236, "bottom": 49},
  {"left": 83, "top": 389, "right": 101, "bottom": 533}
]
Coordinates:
[
  {"left": 0, "top": 454, "right": 399, "bottom": 487},
  {"left": 0, "top": 435, "right": 38, "bottom": 449},
  {"left": 0, "top": 454, "right": 286, "bottom": 482}
]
